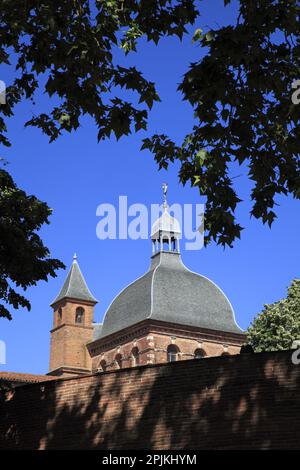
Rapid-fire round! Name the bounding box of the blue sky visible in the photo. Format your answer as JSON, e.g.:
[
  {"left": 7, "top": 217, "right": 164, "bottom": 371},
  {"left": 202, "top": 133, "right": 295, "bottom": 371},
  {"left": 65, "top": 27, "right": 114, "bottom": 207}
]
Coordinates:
[{"left": 1, "top": 0, "right": 299, "bottom": 374}]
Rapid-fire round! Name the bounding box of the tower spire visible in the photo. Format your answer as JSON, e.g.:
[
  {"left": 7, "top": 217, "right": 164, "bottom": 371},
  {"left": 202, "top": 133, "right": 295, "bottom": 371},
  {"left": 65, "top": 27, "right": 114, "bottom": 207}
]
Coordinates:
[{"left": 51, "top": 255, "right": 97, "bottom": 306}]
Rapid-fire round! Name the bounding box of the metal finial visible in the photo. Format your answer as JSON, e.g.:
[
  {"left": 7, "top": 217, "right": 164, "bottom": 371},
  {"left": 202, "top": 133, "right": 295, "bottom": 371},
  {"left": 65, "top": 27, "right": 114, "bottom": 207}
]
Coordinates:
[
  {"left": 73, "top": 253, "right": 77, "bottom": 262},
  {"left": 162, "top": 182, "right": 168, "bottom": 209}
]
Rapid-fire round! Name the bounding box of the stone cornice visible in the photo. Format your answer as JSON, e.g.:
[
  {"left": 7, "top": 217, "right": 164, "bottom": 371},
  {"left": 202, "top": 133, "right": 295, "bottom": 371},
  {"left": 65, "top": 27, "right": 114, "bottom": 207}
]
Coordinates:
[
  {"left": 50, "top": 323, "right": 94, "bottom": 333},
  {"left": 149, "top": 319, "right": 245, "bottom": 343},
  {"left": 47, "top": 365, "right": 91, "bottom": 377},
  {"left": 87, "top": 322, "right": 150, "bottom": 356},
  {"left": 51, "top": 297, "right": 97, "bottom": 310}
]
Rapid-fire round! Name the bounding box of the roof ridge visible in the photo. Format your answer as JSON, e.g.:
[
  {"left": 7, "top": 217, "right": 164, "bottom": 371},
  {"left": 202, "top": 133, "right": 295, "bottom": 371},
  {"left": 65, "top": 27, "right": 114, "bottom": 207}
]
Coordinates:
[{"left": 149, "top": 251, "right": 163, "bottom": 319}]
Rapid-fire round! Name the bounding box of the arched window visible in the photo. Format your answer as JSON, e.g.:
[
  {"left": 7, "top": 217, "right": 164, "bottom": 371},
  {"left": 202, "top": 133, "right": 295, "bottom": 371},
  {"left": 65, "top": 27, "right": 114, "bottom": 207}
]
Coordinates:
[
  {"left": 131, "top": 347, "right": 139, "bottom": 367},
  {"left": 115, "top": 354, "right": 122, "bottom": 369},
  {"left": 57, "top": 308, "right": 62, "bottom": 325},
  {"left": 167, "top": 344, "right": 179, "bottom": 363},
  {"left": 75, "top": 307, "right": 84, "bottom": 324},
  {"left": 100, "top": 360, "right": 107, "bottom": 372},
  {"left": 162, "top": 237, "right": 170, "bottom": 251},
  {"left": 194, "top": 348, "right": 205, "bottom": 359}
]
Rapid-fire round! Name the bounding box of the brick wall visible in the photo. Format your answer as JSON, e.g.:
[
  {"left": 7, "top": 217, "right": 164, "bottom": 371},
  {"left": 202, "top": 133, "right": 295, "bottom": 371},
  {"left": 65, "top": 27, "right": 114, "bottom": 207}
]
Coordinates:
[
  {"left": 92, "top": 333, "right": 241, "bottom": 372},
  {"left": 89, "top": 319, "right": 244, "bottom": 372},
  {"left": 50, "top": 300, "right": 94, "bottom": 375},
  {"left": 1, "top": 350, "right": 300, "bottom": 449}
]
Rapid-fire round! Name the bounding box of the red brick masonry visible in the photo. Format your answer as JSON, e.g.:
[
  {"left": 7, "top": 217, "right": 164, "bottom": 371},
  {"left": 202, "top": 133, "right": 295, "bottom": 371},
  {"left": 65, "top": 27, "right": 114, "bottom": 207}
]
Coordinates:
[{"left": 0, "top": 350, "right": 299, "bottom": 449}]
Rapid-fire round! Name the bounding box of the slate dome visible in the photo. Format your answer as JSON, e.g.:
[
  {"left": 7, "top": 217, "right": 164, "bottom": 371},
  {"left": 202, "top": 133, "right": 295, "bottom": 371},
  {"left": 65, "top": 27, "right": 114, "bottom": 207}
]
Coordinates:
[{"left": 97, "top": 251, "right": 242, "bottom": 339}]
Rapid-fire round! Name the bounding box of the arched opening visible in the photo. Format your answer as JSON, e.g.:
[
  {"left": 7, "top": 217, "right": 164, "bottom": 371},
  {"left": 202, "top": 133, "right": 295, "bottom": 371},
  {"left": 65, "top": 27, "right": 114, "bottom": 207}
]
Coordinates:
[
  {"left": 75, "top": 307, "right": 84, "bottom": 324},
  {"left": 57, "top": 308, "right": 62, "bottom": 325},
  {"left": 131, "top": 347, "right": 140, "bottom": 367},
  {"left": 115, "top": 354, "right": 122, "bottom": 369},
  {"left": 221, "top": 352, "right": 230, "bottom": 357},
  {"left": 100, "top": 360, "right": 107, "bottom": 372},
  {"left": 162, "top": 237, "right": 170, "bottom": 251},
  {"left": 167, "top": 344, "right": 179, "bottom": 363},
  {"left": 194, "top": 348, "right": 206, "bottom": 359}
]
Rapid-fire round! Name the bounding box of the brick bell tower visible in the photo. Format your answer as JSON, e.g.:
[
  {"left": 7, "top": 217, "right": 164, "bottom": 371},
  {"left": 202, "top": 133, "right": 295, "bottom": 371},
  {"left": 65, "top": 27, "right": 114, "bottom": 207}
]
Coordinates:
[{"left": 48, "top": 254, "right": 97, "bottom": 377}]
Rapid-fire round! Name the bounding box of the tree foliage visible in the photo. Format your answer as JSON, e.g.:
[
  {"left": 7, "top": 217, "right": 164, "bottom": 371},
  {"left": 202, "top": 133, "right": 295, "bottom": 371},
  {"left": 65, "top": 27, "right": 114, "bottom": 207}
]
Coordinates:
[
  {"left": 0, "top": 0, "right": 197, "bottom": 145},
  {"left": 0, "top": 0, "right": 197, "bottom": 319},
  {"left": 247, "top": 279, "right": 300, "bottom": 352},
  {"left": 2, "top": 1, "right": 299, "bottom": 249},
  {"left": 0, "top": 170, "right": 64, "bottom": 320},
  {"left": 142, "top": 0, "right": 300, "bottom": 246},
  {"left": 1, "top": 0, "right": 300, "bottom": 315}
]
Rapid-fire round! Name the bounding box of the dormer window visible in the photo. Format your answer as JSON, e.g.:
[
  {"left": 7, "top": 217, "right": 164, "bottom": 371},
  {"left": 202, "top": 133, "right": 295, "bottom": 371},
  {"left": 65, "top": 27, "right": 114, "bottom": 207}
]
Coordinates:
[{"left": 75, "top": 307, "right": 84, "bottom": 324}]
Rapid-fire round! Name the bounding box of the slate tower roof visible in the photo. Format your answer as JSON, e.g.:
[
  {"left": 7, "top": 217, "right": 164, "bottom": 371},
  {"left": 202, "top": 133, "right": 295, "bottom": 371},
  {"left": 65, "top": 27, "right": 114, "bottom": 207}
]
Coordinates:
[{"left": 51, "top": 254, "right": 97, "bottom": 306}]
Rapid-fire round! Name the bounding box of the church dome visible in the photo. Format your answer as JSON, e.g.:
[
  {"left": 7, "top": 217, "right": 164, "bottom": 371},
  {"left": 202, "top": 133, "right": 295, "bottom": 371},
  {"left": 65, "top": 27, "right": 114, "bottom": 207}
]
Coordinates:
[
  {"left": 95, "top": 185, "right": 243, "bottom": 341},
  {"left": 98, "top": 251, "right": 242, "bottom": 339}
]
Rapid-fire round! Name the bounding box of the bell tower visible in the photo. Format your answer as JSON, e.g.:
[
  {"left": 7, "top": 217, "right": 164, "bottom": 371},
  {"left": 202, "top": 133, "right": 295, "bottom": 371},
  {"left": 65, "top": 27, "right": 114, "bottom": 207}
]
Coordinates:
[
  {"left": 48, "top": 254, "right": 97, "bottom": 377},
  {"left": 151, "top": 182, "right": 181, "bottom": 254}
]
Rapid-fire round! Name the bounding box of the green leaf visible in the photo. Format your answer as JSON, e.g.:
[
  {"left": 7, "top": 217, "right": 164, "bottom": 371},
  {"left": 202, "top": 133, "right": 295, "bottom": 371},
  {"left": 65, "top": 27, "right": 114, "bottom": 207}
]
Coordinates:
[{"left": 192, "top": 28, "right": 203, "bottom": 43}]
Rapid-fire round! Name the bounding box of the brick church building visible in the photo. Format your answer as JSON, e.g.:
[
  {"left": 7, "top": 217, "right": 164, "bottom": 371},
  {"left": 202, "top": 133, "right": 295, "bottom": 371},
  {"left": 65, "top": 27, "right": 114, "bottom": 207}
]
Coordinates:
[
  {"left": 2, "top": 190, "right": 300, "bottom": 450},
  {"left": 48, "top": 191, "right": 245, "bottom": 378}
]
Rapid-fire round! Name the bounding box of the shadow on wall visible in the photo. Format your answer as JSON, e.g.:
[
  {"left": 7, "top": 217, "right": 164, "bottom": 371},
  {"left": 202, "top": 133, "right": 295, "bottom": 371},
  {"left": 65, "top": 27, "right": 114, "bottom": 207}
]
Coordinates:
[{"left": 0, "top": 350, "right": 300, "bottom": 450}]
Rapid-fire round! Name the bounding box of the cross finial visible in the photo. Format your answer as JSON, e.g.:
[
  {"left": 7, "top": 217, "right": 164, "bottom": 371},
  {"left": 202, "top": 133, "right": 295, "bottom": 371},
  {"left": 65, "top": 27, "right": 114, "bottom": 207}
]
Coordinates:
[
  {"left": 162, "top": 182, "right": 168, "bottom": 209},
  {"left": 73, "top": 253, "right": 77, "bottom": 263}
]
